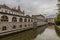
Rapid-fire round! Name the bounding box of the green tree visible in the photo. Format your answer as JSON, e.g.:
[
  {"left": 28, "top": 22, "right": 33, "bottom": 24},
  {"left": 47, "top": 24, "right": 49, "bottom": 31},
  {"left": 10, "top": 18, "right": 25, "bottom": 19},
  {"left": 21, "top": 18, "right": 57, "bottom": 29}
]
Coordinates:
[
  {"left": 58, "top": 0, "right": 60, "bottom": 2},
  {"left": 55, "top": 13, "right": 60, "bottom": 25},
  {"left": 55, "top": 0, "right": 60, "bottom": 25}
]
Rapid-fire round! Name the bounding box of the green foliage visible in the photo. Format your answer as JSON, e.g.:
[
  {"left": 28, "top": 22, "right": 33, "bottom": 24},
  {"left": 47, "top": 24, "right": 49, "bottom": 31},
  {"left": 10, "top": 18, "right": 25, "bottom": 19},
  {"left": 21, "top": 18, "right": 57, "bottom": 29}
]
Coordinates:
[
  {"left": 55, "top": 0, "right": 60, "bottom": 25},
  {"left": 55, "top": 13, "right": 60, "bottom": 25},
  {"left": 58, "top": 0, "right": 60, "bottom": 2}
]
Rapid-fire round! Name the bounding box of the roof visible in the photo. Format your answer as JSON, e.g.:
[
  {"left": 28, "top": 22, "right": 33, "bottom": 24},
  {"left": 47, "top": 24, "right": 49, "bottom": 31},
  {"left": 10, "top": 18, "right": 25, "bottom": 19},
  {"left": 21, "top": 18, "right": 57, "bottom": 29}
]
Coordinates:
[
  {"left": 32, "top": 14, "right": 45, "bottom": 18},
  {"left": 0, "top": 4, "right": 24, "bottom": 14},
  {"left": 0, "top": 4, "right": 10, "bottom": 9},
  {"left": 12, "top": 8, "right": 23, "bottom": 13}
]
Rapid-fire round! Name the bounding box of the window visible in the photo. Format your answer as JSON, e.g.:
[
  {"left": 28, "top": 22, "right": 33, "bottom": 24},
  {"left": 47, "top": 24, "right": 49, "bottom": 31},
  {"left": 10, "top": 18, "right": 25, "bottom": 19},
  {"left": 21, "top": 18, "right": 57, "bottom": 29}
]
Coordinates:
[
  {"left": 24, "top": 18, "right": 27, "bottom": 22},
  {"left": 1, "top": 16, "right": 8, "bottom": 22},
  {"left": 28, "top": 18, "right": 30, "bottom": 22},
  {"left": 2, "top": 26, "right": 7, "bottom": 31},
  {"left": 19, "top": 25, "right": 22, "bottom": 28},
  {"left": 28, "top": 24, "right": 30, "bottom": 26},
  {"left": 12, "top": 17, "right": 17, "bottom": 22},
  {"left": 25, "top": 24, "right": 27, "bottom": 27},
  {"left": 5, "top": 10, "right": 7, "bottom": 13},
  {"left": 19, "top": 18, "right": 23, "bottom": 22},
  {"left": 0, "top": 7, "right": 1, "bottom": 9},
  {"left": 31, "top": 19, "right": 33, "bottom": 22},
  {"left": 13, "top": 25, "right": 16, "bottom": 29},
  {"left": 1, "top": 10, "right": 3, "bottom": 12}
]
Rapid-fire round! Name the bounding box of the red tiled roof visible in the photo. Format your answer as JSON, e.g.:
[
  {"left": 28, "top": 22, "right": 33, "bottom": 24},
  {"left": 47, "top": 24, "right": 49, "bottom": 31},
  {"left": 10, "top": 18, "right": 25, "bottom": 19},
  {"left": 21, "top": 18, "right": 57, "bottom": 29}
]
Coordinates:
[
  {"left": 32, "top": 14, "right": 45, "bottom": 18},
  {"left": 0, "top": 4, "right": 23, "bottom": 14},
  {"left": 0, "top": 4, "right": 10, "bottom": 9},
  {"left": 12, "top": 8, "right": 23, "bottom": 13}
]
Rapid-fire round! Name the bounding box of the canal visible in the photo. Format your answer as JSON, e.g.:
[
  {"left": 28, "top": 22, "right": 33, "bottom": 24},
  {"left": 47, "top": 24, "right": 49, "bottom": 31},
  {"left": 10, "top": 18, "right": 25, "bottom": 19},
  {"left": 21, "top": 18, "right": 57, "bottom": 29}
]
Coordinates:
[{"left": 0, "top": 25, "right": 60, "bottom": 40}]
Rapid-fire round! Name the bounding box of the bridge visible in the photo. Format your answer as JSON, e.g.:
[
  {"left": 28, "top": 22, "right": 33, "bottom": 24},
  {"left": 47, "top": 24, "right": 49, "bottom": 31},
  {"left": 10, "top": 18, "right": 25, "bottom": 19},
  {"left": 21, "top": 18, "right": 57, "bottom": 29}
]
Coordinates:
[{"left": 48, "top": 22, "right": 55, "bottom": 25}]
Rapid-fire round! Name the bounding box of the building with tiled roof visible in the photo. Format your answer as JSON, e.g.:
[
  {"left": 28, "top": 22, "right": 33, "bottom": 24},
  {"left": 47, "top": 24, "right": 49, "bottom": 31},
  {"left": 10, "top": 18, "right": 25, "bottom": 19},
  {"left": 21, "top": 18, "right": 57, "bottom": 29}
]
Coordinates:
[
  {"left": 0, "top": 4, "right": 35, "bottom": 34},
  {"left": 0, "top": 4, "right": 24, "bottom": 16},
  {"left": 0, "top": 4, "right": 46, "bottom": 35},
  {"left": 32, "top": 14, "right": 45, "bottom": 22}
]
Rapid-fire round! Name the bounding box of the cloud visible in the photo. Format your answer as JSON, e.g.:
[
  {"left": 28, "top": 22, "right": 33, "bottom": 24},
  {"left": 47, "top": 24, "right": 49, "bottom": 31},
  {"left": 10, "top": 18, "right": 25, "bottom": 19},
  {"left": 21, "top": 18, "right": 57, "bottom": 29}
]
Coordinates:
[{"left": 0, "top": 0, "right": 58, "bottom": 17}]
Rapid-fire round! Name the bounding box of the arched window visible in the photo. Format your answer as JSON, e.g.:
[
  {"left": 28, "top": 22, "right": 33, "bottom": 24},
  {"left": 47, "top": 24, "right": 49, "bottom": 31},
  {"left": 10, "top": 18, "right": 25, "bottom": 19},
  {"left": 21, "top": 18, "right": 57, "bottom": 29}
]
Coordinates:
[
  {"left": 28, "top": 18, "right": 30, "bottom": 22},
  {"left": 19, "top": 25, "right": 22, "bottom": 28},
  {"left": 1, "top": 16, "right": 8, "bottom": 22},
  {"left": 28, "top": 24, "right": 30, "bottom": 26},
  {"left": 5, "top": 10, "right": 7, "bottom": 13},
  {"left": 1, "top": 10, "right": 3, "bottom": 12},
  {"left": 2, "top": 26, "right": 7, "bottom": 31},
  {"left": 12, "top": 17, "right": 17, "bottom": 22},
  {"left": 25, "top": 24, "right": 27, "bottom": 27},
  {"left": 24, "top": 18, "right": 27, "bottom": 22},
  {"left": 31, "top": 19, "right": 33, "bottom": 22},
  {"left": 13, "top": 25, "right": 16, "bottom": 29},
  {"left": 19, "top": 18, "right": 23, "bottom": 22}
]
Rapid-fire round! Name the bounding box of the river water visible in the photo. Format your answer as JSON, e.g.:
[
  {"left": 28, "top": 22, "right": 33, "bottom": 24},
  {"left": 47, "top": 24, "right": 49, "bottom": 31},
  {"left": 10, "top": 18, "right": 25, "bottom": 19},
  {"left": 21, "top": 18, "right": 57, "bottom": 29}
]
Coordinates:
[{"left": 0, "top": 26, "right": 60, "bottom": 40}]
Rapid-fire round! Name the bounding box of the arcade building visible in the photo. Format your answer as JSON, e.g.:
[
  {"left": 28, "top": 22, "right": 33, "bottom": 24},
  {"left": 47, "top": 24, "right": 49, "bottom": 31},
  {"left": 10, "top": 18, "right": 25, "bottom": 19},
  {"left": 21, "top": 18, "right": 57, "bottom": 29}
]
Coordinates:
[{"left": 0, "top": 4, "right": 34, "bottom": 33}]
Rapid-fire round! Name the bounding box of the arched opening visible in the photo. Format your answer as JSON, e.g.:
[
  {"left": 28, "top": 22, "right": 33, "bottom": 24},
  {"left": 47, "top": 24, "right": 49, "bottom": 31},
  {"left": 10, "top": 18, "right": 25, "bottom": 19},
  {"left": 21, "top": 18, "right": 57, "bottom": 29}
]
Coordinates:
[
  {"left": 24, "top": 18, "right": 27, "bottom": 22},
  {"left": 2, "top": 26, "right": 7, "bottom": 31},
  {"left": 28, "top": 18, "right": 30, "bottom": 22},
  {"left": 13, "top": 25, "right": 16, "bottom": 29},
  {"left": 19, "top": 18, "right": 23, "bottom": 22},
  {"left": 19, "top": 25, "right": 22, "bottom": 28},
  {"left": 28, "top": 24, "right": 30, "bottom": 27},
  {"left": 1, "top": 16, "right": 8, "bottom": 22},
  {"left": 12, "top": 17, "right": 17, "bottom": 22},
  {"left": 25, "top": 24, "right": 27, "bottom": 27},
  {"left": 31, "top": 19, "right": 33, "bottom": 22},
  {"left": 5, "top": 10, "right": 7, "bottom": 13}
]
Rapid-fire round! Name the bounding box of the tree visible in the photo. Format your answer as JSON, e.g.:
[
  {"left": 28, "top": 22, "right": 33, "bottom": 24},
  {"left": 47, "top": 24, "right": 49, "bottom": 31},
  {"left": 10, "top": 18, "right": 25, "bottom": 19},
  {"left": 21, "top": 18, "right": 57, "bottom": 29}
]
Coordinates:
[
  {"left": 55, "top": 13, "right": 60, "bottom": 25},
  {"left": 55, "top": 0, "right": 60, "bottom": 25},
  {"left": 58, "top": 0, "right": 60, "bottom": 2}
]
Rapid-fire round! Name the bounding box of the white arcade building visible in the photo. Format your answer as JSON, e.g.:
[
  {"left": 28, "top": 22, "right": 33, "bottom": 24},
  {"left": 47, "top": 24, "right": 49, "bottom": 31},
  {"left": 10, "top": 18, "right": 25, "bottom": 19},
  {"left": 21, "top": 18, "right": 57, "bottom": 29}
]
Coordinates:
[{"left": 0, "top": 4, "right": 34, "bottom": 34}]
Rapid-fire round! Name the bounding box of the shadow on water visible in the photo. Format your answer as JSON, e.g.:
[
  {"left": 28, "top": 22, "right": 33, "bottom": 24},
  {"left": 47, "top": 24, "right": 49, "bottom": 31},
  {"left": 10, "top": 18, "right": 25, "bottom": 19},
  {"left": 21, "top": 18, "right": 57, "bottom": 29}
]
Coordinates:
[{"left": 0, "top": 26, "right": 47, "bottom": 40}]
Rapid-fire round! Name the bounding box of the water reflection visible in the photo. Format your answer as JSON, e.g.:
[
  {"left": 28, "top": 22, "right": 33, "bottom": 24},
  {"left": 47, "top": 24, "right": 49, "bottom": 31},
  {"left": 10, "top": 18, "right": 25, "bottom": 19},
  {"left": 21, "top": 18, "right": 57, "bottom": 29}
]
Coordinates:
[
  {"left": 0, "top": 25, "right": 60, "bottom": 40},
  {"left": 0, "top": 26, "right": 46, "bottom": 40},
  {"left": 35, "top": 27, "right": 60, "bottom": 40}
]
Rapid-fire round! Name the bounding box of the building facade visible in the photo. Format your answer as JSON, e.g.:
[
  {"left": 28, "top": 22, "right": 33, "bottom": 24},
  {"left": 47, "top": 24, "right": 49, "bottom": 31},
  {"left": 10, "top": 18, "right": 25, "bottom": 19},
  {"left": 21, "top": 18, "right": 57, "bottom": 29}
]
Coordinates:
[
  {"left": 0, "top": 4, "right": 34, "bottom": 33},
  {"left": 47, "top": 18, "right": 55, "bottom": 23},
  {"left": 32, "top": 14, "right": 46, "bottom": 26},
  {"left": 32, "top": 14, "right": 45, "bottom": 22}
]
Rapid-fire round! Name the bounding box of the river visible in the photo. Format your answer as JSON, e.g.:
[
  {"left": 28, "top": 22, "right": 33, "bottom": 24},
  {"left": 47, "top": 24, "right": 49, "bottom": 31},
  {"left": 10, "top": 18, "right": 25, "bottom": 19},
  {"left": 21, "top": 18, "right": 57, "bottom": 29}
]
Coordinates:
[{"left": 0, "top": 25, "right": 60, "bottom": 40}]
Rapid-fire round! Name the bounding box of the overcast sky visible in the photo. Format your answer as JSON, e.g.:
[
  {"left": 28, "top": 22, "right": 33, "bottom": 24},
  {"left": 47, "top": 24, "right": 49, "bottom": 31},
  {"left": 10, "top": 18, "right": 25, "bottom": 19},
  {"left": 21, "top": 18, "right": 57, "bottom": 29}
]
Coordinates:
[{"left": 0, "top": 0, "right": 58, "bottom": 18}]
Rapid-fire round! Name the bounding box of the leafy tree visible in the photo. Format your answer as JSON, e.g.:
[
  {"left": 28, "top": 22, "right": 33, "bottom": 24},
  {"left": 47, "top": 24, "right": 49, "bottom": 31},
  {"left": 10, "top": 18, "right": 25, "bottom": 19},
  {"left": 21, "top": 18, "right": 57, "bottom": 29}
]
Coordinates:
[
  {"left": 55, "top": 13, "right": 60, "bottom": 25},
  {"left": 55, "top": 0, "right": 60, "bottom": 25},
  {"left": 58, "top": 0, "right": 60, "bottom": 2}
]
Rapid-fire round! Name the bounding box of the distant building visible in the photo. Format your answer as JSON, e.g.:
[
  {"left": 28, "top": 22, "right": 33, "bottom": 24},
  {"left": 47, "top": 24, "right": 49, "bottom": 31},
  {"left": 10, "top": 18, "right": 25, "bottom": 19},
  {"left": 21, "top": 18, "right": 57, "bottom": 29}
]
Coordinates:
[
  {"left": 47, "top": 18, "right": 55, "bottom": 23},
  {"left": 32, "top": 14, "right": 45, "bottom": 22}
]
